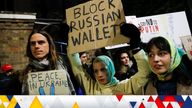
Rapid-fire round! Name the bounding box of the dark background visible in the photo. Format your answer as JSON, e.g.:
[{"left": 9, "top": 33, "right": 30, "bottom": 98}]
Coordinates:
[
  {"left": 0, "top": 0, "right": 192, "bottom": 42},
  {"left": 0, "top": 0, "right": 191, "bottom": 20}
]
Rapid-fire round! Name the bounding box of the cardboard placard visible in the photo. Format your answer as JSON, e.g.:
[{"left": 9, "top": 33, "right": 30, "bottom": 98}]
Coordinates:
[
  {"left": 27, "top": 70, "right": 70, "bottom": 95},
  {"left": 66, "top": 0, "right": 129, "bottom": 54},
  {"left": 137, "top": 11, "right": 191, "bottom": 48},
  {"left": 180, "top": 35, "right": 192, "bottom": 60}
]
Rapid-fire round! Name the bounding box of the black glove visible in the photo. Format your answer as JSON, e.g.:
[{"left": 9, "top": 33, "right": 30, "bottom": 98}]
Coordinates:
[{"left": 120, "top": 23, "right": 141, "bottom": 49}]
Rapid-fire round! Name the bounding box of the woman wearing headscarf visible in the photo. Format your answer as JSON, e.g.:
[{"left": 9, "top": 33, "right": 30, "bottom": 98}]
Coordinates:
[
  {"left": 68, "top": 23, "right": 150, "bottom": 95},
  {"left": 145, "top": 36, "right": 192, "bottom": 95}
]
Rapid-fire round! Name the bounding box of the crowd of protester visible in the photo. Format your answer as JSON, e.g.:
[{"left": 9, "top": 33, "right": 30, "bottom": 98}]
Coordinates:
[{"left": 1, "top": 22, "right": 192, "bottom": 95}]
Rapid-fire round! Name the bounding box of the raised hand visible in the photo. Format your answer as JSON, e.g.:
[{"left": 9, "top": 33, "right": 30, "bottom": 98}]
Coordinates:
[{"left": 120, "top": 23, "right": 141, "bottom": 49}]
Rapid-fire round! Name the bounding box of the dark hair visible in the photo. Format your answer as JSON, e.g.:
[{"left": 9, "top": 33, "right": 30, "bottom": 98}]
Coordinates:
[
  {"left": 94, "top": 48, "right": 109, "bottom": 57},
  {"left": 174, "top": 62, "right": 192, "bottom": 86},
  {"left": 26, "top": 30, "right": 58, "bottom": 69},
  {"left": 117, "top": 50, "right": 129, "bottom": 64},
  {"left": 146, "top": 36, "right": 171, "bottom": 54},
  {"left": 114, "top": 49, "right": 129, "bottom": 72},
  {"left": 147, "top": 37, "right": 192, "bottom": 86},
  {"left": 79, "top": 51, "right": 87, "bottom": 57}
]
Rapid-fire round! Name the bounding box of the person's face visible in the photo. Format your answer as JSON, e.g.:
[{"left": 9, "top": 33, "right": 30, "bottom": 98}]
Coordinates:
[
  {"left": 30, "top": 33, "right": 49, "bottom": 61},
  {"left": 93, "top": 62, "right": 108, "bottom": 85},
  {"left": 80, "top": 53, "right": 88, "bottom": 65},
  {"left": 120, "top": 53, "right": 129, "bottom": 66},
  {"left": 148, "top": 45, "right": 171, "bottom": 74}
]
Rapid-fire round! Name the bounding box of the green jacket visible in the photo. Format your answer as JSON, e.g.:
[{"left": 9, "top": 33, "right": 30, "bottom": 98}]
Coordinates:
[{"left": 68, "top": 50, "right": 150, "bottom": 95}]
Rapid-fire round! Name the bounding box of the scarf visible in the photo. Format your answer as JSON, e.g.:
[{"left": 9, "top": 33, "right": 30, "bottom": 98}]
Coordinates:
[
  {"left": 26, "top": 59, "right": 76, "bottom": 95},
  {"left": 28, "top": 59, "right": 50, "bottom": 72},
  {"left": 95, "top": 55, "right": 119, "bottom": 89},
  {"left": 151, "top": 37, "right": 181, "bottom": 80}
]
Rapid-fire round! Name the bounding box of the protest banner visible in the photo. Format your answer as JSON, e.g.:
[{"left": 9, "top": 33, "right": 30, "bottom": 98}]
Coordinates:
[
  {"left": 66, "top": 0, "right": 129, "bottom": 54},
  {"left": 27, "top": 70, "right": 70, "bottom": 95},
  {"left": 137, "top": 11, "right": 191, "bottom": 48},
  {"left": 180, "top": 35, "right": 192, "bottom": 60}
]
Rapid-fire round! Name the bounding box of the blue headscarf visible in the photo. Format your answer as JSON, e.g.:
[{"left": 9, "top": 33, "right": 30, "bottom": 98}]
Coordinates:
[{"left": 93, "top": 55, "right": 119, "bottom": 88}]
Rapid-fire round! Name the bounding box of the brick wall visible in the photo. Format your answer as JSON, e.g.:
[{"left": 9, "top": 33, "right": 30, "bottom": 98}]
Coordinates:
[{"left": 0, "top": 16, "right": 35, "bottom": 71}]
